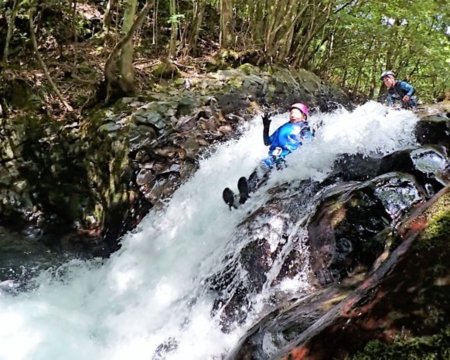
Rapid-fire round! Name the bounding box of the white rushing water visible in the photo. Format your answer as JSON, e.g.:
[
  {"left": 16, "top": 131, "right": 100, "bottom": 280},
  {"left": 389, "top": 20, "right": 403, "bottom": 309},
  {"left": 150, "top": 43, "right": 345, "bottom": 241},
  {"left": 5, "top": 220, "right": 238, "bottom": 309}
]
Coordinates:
[{"left": 0, "top": 102, "right": 418, "bottom": 360}]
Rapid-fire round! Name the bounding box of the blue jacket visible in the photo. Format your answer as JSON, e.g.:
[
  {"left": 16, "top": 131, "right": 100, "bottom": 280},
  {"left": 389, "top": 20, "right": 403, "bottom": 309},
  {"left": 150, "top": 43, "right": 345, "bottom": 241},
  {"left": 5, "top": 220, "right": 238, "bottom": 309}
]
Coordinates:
[
  {"left": 387, "top": 80, "right": 416, "bottom": 107},
  {"left": 262, "top": 121, "right": 313, "bottom": 168}
]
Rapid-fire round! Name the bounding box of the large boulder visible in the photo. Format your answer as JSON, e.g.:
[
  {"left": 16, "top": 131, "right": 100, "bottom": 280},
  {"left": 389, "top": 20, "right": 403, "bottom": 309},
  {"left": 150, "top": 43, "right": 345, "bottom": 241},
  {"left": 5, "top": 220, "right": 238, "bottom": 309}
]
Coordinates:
[
  {"left": 0, "top": 66, "right": 352, "bottom": 256},
  {"left": 415, "top": 114, "right": 450, "bottom": 150},
  {"left": 277, "top": 186, "right": 450, "bottom": 360},
  {"left": 225, "top": 142, "right": 449, "bottom": 359}
]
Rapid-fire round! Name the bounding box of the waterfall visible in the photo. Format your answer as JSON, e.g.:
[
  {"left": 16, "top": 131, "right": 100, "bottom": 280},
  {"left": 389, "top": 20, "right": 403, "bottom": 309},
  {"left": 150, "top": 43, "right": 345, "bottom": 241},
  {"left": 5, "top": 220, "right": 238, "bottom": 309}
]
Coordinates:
[{"left": 0, "top": 102, "right": 418, "bottom": 360}]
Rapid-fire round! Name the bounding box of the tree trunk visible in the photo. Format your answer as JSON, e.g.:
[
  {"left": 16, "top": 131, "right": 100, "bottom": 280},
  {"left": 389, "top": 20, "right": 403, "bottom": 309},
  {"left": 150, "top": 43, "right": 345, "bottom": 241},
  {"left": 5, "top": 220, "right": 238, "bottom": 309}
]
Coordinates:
[
  {"left": 274, "top": 0, "right": 304, "bottom": 61},
  {"left": 152, "top": 0, "right": 159, "bottom": 45},
  {"left": 120, "top": 0, "right": 138, "bottom": 93},
  {"left": 104, "top": 0, "right": 117, "bottom": 32},
  {"left": 186, "top": 0, "right": 205, "bottom": 55},
  {"left": 293, "top": 2, "right": 335, "bottom": 68},
  {"left": 168, "top": 0, "right": 178, "bottom": 58},
  {"left": 264, "top": 0, "right": 285, "bottom": 56},
  {"left": 71, "top": 0, "right": 78, "bottom": 65},
  {"left": 248, "top": 0, "right": 266, "bottom": 46},
  {"left": 352, "top": 40, "right": 373, "bottom": 94},
  {"left": 3, "top": 0, "right": 19, "bottom": 62},
  {"left": 103, "top": 1, "right": 153, "bottom": 103},
  {"left": 219, "top": 0, "right": 233, "bottom": 48}
]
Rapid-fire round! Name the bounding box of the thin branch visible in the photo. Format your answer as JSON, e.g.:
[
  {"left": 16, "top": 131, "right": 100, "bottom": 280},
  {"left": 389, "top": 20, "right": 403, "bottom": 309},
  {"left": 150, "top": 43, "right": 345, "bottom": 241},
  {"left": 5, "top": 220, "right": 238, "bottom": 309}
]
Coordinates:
[
  {"left": 29, "top": 7, "right": 73, "bottom": 112},
  {"left": 333, "top": 0, "right": 360, "bottom": 15}
]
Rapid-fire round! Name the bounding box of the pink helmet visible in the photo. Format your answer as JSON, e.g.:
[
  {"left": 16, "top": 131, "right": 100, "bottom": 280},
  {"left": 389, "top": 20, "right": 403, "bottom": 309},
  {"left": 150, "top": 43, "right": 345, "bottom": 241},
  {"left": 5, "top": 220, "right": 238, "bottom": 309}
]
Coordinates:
[{"left": 290, "top": 103, "right": 309, "bottom": 118}]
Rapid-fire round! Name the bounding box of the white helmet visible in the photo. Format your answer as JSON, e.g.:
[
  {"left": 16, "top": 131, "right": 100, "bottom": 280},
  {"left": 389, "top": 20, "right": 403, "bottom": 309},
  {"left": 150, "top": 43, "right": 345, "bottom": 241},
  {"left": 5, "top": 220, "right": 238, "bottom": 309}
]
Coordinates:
[{"left": 380, "top": 70, "right": 395, "bottom": 80}]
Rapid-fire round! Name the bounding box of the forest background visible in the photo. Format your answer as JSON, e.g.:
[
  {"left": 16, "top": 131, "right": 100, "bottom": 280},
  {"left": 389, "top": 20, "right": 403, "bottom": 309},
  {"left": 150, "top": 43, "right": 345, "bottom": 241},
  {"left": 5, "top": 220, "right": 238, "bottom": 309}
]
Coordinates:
[{"left": 0, "top": 0, "right": 449, "bottom": 117}]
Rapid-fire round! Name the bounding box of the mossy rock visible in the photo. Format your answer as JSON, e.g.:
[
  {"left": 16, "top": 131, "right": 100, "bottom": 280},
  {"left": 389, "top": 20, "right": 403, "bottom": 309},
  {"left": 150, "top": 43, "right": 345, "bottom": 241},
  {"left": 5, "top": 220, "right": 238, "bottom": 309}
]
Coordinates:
[
  {"left": 151, "top": 61, "right": 180, "bottom": 79},
  {"left": 238, "top": 63, "right": 261, "bottom": 76},
  {"left": 420, "top": 192, "right": 450, "bottom": 245},
  {"left": 2, "top": 79, "right": 42, "bottom": 110},
  {"left": 352, "top": 326, "right": 450, "bottom": 360}
]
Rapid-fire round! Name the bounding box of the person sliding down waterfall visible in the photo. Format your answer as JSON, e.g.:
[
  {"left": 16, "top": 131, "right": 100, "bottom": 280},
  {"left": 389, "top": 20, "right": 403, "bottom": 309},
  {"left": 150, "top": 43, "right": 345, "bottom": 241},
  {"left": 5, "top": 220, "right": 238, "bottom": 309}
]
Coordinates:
[{"left": 223, "top": 102, "right": 314, "bottom": 209}]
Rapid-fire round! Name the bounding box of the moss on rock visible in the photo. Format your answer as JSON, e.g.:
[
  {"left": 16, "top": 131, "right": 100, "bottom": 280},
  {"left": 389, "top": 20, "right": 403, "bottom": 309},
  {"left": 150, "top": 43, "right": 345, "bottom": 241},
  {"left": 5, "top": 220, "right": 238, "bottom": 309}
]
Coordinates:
[
  {"left": 420, "top": 192, "right": 450, "bottom": 244},
  {"left": 352, "top": 326, "right": 450, "bottom": 360}
]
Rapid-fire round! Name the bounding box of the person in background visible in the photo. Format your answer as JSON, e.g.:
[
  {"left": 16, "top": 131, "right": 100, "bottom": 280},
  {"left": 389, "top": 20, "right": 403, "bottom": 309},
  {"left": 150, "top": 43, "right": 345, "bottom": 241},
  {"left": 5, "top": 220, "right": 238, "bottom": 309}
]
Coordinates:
[
  {"left": 223, "top": 103, "right": 314, "bottom": 209},
  {"left": 380, "top": 70, "right": 417, "bottom": 110}
]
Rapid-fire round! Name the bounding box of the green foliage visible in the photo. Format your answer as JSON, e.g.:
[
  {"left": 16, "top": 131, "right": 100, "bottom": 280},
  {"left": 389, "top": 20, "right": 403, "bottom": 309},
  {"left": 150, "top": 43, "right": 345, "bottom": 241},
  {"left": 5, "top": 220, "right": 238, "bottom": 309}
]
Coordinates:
[
  {"left": 351, "top": 326, "right": 450, "bottom": 360},
  {"left": 167, "top": 13, "right": 185, "bottom": 25},
  {"left": 1, "top": 0, "right": 448, "bottom": 103},
  {"left": 314, "top": 0, "right": 450, "bottom": 102}
]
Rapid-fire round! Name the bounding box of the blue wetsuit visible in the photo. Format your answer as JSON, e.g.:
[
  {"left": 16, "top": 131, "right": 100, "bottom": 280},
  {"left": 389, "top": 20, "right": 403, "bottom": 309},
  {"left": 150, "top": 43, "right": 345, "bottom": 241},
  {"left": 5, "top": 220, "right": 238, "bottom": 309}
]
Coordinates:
[
  {"left": 228, "top": 118, "right": 314, "bottom": 206},
  {"left": 262, "top": 121, "right": 313, "bottom": 168},
  {"left": 387, "top": 80, "right": 417, "bottom": 109}
]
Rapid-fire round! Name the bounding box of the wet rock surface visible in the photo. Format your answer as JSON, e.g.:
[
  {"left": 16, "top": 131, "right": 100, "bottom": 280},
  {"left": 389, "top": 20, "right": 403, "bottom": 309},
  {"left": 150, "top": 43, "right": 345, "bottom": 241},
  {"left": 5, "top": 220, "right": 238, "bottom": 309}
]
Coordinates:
[
  {"left": 415, "top": 113, "right": 450, "bottom": 149},
  {"left": 207, "top": 180, "right": 321, "bottom": 329},
  {"left": 199, "top": 139, "right": 448, "bottom": 343},
  {"left": 276, "top": 187, "right": 450, "bottom": 360},
  {"left": 224, "top": 117, "right": 450, "bottom": 359}
]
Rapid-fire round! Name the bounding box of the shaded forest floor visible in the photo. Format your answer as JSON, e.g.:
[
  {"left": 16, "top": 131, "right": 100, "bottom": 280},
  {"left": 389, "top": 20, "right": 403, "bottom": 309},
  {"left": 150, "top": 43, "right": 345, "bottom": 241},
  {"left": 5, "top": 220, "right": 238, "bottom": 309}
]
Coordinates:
[{"left": 1, "top": 28, "right": 232, "bottom": 121}]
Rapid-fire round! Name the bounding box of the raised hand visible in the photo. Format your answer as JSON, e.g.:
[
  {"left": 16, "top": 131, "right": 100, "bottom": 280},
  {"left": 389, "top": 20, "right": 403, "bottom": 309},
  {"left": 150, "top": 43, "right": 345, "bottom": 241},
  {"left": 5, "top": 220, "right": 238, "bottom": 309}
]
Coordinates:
[{"left": 262, "top": 112, "right": 271, "bottom": 127}]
